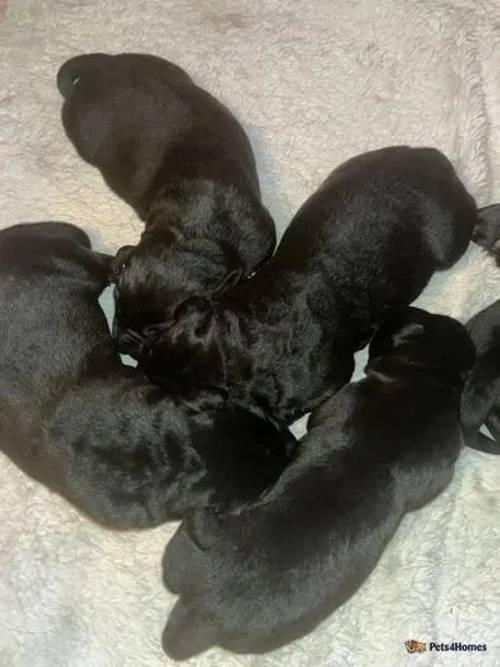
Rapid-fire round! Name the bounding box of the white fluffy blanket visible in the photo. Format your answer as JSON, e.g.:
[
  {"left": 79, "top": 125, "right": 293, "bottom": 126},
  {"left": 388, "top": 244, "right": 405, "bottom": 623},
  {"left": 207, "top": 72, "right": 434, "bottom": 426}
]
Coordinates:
[{"left": 0, "top": 1, "right": 499, "bottom": 665}]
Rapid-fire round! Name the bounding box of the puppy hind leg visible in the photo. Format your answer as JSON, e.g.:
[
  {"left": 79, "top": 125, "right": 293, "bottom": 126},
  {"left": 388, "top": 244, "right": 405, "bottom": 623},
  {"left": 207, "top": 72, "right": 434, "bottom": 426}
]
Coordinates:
[{"left": 162, "top": 523, "right": 202, "bottom": 594}]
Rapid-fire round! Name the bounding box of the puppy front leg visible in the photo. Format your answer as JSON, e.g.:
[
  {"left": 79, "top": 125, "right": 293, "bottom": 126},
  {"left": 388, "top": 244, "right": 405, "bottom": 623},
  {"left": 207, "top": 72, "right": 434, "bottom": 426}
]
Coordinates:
[{"left": 307, "top": 355, "right": 355, "bottom": 430}]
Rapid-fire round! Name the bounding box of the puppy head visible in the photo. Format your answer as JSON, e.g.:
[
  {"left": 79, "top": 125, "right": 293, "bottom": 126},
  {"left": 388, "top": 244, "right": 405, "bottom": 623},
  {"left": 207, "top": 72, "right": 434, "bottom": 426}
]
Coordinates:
[
  {"left": 58, "top": 54, "right": 118, "bottom": 165},
  {"left": 112, "top": 238, "right": 241, "bottom": 358},
  {"left": 369, "top": 306, "right": 475, "bottom": 385},
  {"left": 58, "top": 53, "right": 192, "bottom": 203},
  {"left": 137, "top": 295, "right": 226, "bottom": 393}
]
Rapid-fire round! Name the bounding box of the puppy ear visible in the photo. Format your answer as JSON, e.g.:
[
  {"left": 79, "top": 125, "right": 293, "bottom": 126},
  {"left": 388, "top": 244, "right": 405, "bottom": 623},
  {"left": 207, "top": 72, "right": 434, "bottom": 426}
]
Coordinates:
[{"left": 111, "top": 245, "right": 135, "bottom": 280}]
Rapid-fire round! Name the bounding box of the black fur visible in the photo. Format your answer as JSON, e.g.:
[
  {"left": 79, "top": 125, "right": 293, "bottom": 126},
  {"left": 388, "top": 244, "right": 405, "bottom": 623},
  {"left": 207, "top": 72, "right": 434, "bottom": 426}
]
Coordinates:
[
  {"left": 57, "top": 52, "right": 276, "bottom": 356},
  {"left": 461, "top": 299, "right": 500, "bottom": 453},
  {"left": 0, "top": 223, "right": 294, "bottom": 528},
  {"left": 471, "top": 203, "right": 500, "bottom": 260},
  {"left": 162, "top": 307, "right": 475, "bottom": 658},
  {"left": 142, "top": 146, "right": 477, "bottom": 422}
]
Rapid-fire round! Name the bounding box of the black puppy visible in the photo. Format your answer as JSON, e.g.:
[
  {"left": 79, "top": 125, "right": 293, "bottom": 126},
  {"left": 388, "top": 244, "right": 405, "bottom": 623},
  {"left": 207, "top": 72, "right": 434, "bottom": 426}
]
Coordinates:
[
  {"left": 461, "top": 299, "right": 500, "bottom": 453},
  {"left": 0, "top": 223, "right": 294, "bottom": 528},
  {"left": 142, "top": 146, "right": 477, "bottom": 422},
  {"left": 460, "top": 203, "right": 500, "bottom": 453},
  {"left": 57, "top": 52, "right": 276, "bottom": 355},
  {"left": 161, "top": 307, "right": 475, "bottom": 658}
]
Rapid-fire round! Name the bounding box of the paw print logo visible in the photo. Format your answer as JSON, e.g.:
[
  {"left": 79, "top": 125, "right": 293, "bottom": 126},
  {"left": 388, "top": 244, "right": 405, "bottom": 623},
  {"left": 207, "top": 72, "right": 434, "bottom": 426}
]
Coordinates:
[{"left": 405, "top": 640, "right": 427, "bottom": 653}]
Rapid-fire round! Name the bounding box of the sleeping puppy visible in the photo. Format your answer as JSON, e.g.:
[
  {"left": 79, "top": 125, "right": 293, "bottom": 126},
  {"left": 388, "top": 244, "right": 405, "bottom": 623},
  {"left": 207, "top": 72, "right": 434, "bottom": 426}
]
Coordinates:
[
  {"left": 460, "top": 299, "right": 500, "bottom": 454},
  {"left": 0, "top": 223, "right": 294, "bottom": 528},
  {"left": 57, "top": 52, "right": 275, "bottom": 356},
  {"left": 161, "top": 307, "right": 476, "bottom": 658},
  {"left": 142, "top": 146, "right": 477, "bottom": 422}
]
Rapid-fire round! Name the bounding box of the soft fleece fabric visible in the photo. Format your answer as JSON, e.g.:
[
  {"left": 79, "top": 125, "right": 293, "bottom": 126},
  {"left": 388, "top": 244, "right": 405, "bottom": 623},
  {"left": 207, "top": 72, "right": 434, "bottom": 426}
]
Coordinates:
[{"left": 0, "top": 1, "right": 499, "bottom": 665}]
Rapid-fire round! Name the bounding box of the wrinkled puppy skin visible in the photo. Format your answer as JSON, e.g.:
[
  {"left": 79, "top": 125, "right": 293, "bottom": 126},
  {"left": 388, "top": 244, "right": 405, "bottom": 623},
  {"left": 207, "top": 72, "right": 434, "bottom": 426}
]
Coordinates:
[
  {"left": 143, "top": 146, "right": 479, "bottom": 423},
  {"left": 57, "top": 52, "right": 276, "bottom": 356},
  {"left": 162, "top": 307, "right": 477, "bottom": 659},
  {"left": 0, "top": 223, "right": 295, "bottom": 528},
  {"left": 461, "top": 298, "right": 500, "bottom": 453}
]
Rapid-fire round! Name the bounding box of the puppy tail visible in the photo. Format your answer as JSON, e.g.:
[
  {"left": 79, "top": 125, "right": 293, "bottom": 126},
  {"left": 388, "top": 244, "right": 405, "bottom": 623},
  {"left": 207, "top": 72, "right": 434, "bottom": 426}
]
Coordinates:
[
  {"left": 162, "top": 600, "right": 217, "bottom": 660},
  {"left": 57, "top": 53, "right": 110, "bottom": 98}
]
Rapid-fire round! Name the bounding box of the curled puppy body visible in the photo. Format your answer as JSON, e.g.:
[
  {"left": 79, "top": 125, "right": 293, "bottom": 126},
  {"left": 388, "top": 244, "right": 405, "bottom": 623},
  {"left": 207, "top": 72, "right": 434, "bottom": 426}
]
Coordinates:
[
  {"left": 0, "top": 223, "right": 294, "bottom": 528},
  {"left": 57, "top": 52, "right": 276, "bottom": 355},
  {"left": 461, "top": 299, "right": 500, "bottom": 454},
  {"left": 161, "top": 307, "right": 476, "bottom": 658},
  {"left": 143, "top": 146, "right": 477, "bottom": 422}
]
